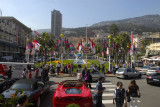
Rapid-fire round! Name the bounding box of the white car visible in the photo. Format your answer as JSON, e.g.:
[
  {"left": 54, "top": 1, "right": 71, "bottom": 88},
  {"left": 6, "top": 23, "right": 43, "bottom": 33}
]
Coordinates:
[
  {"left": 116, "top": 68, "right": 142, "bottom": 79},
  {"left": 146, "top": 67, "right": 160, "bottom": 76},
  {"left": 139, "top": 66, "right": 150, "bottom": 75},
  {"left": 77, "top": 68, "right": 105, "bottom": 82}
]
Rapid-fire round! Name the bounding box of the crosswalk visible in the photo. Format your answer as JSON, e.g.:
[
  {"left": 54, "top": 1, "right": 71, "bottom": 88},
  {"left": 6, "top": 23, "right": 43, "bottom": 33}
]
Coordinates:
[
  {"left": 91, "top": 81, "right": 141, "bottom": 106},
  {"left": 51, "top": 80, "right": 141, "bottom": 106}
]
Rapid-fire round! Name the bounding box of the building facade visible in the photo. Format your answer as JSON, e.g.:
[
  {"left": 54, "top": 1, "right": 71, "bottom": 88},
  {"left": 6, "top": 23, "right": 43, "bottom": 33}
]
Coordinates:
[
  {"left": 51, "top": 10, "right": 62, "bottom": 38},
  {"left": 0, "top": 17, "right": 32, "bottom": 61}
]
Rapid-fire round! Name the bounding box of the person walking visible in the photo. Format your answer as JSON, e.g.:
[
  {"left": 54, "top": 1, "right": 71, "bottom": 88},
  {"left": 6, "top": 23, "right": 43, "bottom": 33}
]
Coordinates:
[
  {"left": 28, "top": 70, "right": 32, "bottom": 79},
  {"left": 82, "top": 67, "right": 87, "bottom": 79},
  {"left": 84, "top": 70, "right": 92, "bottom": 89},
  {"left": 102, "top": 64, "right": 105, "bottom": 74},
  {"left": 16, "top": 94, "right": 28, "bottom": 107},
  {"left": 34, "top": 68, "right": 39, "bottom": 79},
  {"left": 113, "top": 81, "right": 127, "bottom": 107},
  {"left": 128, "top": 80, "right": 140, "bottom": 107},
  {"left": 95, "top": 77, "right": 106, "bottom": 107},
  {"left": 6, "top": 66, "right": 13, "bottom": 79},
  {"left": 22, "top": 68, "right": 27, "bottom": 79},
  {"left": 68, "top": 63, "right": 71, "bottom": 76},
  {"left": 56, "top": 62, "right": 61, "bottom": 75},
  {"left": 41, "top": 67, "right": 49, "bottom": 82}
]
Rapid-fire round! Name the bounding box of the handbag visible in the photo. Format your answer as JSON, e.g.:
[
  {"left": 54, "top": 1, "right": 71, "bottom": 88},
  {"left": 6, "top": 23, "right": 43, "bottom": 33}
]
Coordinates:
[
  {"left": 126, "top": 90, "right": 131, "bottom": 102},
  {"left": 138, "top": 92, "right": 141, "bottom": 98}
]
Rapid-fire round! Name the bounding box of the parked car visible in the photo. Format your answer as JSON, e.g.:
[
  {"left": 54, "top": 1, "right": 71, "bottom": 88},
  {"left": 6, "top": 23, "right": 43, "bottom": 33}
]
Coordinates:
[
  {"left": 0, "top": 74, "right": 19, "bottom": 93},
  {"left": 146, "top": 67, "right": 160, "bottom": 76},
  {"left": 52, "top": 80, "right": 93, "bottom": 107},
  {"left": 2, "top": 79, "right": 50, "bottom": 107},
  {"left": 77, "top": 69, "right": 105, "bottom": 82},
  {"left": 139, "top": 66, "right": 150, "bottom": 75},
  {"left": 146, "top": 73, "right": 160, "bottom": 85},
  {"left": 116, "top": 68, "right": 142, "bottom": 79}
]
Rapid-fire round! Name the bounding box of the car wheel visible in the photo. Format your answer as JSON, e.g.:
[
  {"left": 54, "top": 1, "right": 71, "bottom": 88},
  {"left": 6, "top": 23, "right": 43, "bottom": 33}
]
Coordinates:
[
  {"left": 36, "top": 96, "right": 41, "bottom": 107},
  {"left": 147, "top": 80, "right": 150, "bottom": 84},
  {"left": 124, "top": 75, "right": 128, "bottom": 79},
  {"left": 138, "top": 74, "right": 142, "bottom": 78}
]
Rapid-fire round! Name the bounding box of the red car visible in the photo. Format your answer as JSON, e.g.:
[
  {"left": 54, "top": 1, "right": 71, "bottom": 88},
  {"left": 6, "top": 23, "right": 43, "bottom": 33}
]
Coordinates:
[{"left": 53, "top": 80, "right": 93, "bottom": 107}]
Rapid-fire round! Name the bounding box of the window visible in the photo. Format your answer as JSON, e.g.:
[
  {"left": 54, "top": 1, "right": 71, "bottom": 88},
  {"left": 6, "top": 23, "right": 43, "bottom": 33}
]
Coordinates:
[{"left": 127, "top": 69, "right": 132, "bottom": 72}]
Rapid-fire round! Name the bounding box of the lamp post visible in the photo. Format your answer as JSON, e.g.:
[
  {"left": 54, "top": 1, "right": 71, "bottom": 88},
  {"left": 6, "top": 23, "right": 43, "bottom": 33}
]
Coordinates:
[
  {"left": 108, "top": 35, "right": 112, "bottom": 72},
  {"left": 60, "top": 34, "right": 64, "bottom": 72}
]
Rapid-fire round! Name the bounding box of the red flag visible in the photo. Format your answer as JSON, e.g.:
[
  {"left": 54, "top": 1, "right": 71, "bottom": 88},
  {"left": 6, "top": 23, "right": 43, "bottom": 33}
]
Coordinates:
[{"left": 34, "top": 31, "right": 39, "bottom": 38}]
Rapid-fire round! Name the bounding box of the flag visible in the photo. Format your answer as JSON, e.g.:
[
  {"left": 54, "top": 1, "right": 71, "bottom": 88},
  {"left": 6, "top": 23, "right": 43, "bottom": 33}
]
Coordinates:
[
  {"left": 27, "top": 39, "right": 33, "bottom": 49},
  {"left": 34, "top": 31, "right": 39, "bottom": 38},
  {"left": 33, "top": 40, "right": 41, "bottom": 51}
]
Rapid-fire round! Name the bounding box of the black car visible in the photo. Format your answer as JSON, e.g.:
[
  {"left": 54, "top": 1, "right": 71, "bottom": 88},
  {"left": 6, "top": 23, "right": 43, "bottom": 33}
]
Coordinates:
[
  {"left": 2, "top": 79, "right": 50, "bottom": 107},
  {"left": 146, "top": 73, "right": 160, "bottom": 85},
  {"left": 0, "top": 74, "right": 19, "bottom": 93}
]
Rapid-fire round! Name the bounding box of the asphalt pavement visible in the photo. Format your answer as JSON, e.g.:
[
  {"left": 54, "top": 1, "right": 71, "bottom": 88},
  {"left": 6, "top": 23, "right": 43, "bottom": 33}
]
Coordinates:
[{"left": 40, "top": 75, "right": 160, "bottom": 107}]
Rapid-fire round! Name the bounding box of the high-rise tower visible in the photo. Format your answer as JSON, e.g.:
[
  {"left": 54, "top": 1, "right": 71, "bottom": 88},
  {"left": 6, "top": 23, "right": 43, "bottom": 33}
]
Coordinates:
[{"left": 51, "top": 10, "right": 62, "bottom": 38}]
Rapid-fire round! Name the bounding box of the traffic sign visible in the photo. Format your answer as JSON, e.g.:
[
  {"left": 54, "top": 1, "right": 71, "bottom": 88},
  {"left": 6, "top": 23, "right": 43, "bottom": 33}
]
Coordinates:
[{"left": 83, "top": 47, "right": 90, "bottom": 54}]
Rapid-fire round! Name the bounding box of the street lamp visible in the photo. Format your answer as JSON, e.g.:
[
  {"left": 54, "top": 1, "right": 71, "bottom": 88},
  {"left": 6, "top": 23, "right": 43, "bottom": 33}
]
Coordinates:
[
  {"left": 60, "top": 34, "right": 64, "bottom": 72},
  {"left": 108, "top": 35, "right": 112, "bottom": 72}
]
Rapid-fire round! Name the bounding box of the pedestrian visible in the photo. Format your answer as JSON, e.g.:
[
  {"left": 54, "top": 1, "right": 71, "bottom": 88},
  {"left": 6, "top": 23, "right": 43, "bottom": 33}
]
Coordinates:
[
  {"left": 71, "top": 63, "right": 74, "bottom": 74},
  {"left": 123, "top": 63, "right": 126, "bottom": 68},
  {"left": 113, "top": 81, "right": 127, "bottom": 107},
  {"left": 97, "top": 64, "right": 101, "bottom": 72},
  {"left": 128, "top": 79, "right": 140, "bottom": 107},
  {"left": 102, "top": 64, "right": 105, "bottom": 74},
  {"left": 41, "top": 67, "right": 49, "bottom": 82},
  {"left": 6, "top": 66, "right": 13, "bottom": 79},
  {"left": 34, "top": 68, "right": 39, "bottom": 79},
  {"left": 22, "top": 68, "right": 27, "bottom": 79},
  {"left": 65, "top": 64, "right": 68, "bottom": 73},
  {"left": 68, "top": 63, "right": 71, "bottom": 76},
  {"left": 56, "top": 62, "right": 61, "bottom": 75},
  {"left": 16, "top": 94, "right": 28, "bottom": 107},
  {"left": 28, "top": 70, "right": 32, "bottom": 79},
  {"left": 82, "top": 67, "right": 87, "bottom": 79},
  {"left": 95, "top": 76, "right": 106, "bottom": 107},
  {"left": 62, "top": 64, "right": 65, "bottom": 73},
  {"left": 84, "top": 70, "right": 92, "bottom": 89}
]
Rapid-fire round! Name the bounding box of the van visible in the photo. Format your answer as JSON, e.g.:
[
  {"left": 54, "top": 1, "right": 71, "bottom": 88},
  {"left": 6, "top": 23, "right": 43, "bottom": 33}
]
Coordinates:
[{"left": 0, "top": 62, "right": 34, "bottom": 78}]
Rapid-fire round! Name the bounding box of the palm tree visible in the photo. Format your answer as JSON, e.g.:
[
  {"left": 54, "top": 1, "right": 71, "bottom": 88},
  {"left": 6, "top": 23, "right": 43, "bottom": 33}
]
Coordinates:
[{"left": 37, "top": 33, "right": 55, "bottom": 65}]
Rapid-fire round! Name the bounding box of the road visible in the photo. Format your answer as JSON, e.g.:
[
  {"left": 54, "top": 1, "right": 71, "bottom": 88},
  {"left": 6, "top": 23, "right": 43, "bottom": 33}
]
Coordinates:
[{"left": 40, "top": 75, "right": 160, "bottom": 107}]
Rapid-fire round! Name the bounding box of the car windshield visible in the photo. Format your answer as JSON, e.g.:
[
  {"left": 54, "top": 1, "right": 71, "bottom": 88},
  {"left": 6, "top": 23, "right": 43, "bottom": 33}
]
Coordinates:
[
  {"left": 65, "top": 88, "right": 82, "bottom": 94},
  {"left": 143, "top": 66, "right": 150, "bottom": 69},
  {"left": 117, "top": 68, "right": 125, "bottom": 72},
  {"left": 149, "top": 68, "right": 157, "bottom": 70},
  {"left": 11, "top": 83, "right": 32, "bottom": 90}
]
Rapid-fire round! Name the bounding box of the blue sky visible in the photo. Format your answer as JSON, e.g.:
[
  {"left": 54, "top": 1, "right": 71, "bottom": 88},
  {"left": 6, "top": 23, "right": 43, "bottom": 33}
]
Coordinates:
[{"left": 0, "top": 0, "right": 160, "bottom": 30}]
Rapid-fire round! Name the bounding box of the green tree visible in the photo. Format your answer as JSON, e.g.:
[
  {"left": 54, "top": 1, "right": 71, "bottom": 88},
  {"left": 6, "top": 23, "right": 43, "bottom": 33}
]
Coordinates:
[
  {"left": 114, "top": 33, "right": 130, "bottom": 63},
  {"left": 109, "top": 24, "right": 119, "bottom": 37},
  {"left": 37, "top": 32, "right": 55, "bottom": 64}
]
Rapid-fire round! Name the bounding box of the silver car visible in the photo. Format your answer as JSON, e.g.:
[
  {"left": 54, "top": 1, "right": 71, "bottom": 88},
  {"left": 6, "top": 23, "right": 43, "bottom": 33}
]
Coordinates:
[
  {"left": 77, "top": 68, "right": 105, "bottom": 82},
  {"left": 116, "top": 68, "right": 142, "bottom": 79},
  {"left": 146, "top": 67, "right": 160, "bottom": 76}
]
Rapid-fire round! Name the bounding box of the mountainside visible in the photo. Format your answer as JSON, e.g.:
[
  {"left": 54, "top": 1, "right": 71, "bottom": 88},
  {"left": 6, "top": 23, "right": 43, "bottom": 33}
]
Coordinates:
[
  {"left": 37, "top": 14, "right": 160, "bottom": 36},
  {"left": 92, "top": 14, "right": 160, "bottom": 29}
]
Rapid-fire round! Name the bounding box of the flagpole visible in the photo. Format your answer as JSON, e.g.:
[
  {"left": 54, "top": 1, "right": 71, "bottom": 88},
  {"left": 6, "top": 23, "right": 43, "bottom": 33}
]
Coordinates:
[
  {"left": 86, "top": 24, "right": 87, "bottom": 67},
  {"left": 131, "top": 32, "right": 133, "bottom": 68}
]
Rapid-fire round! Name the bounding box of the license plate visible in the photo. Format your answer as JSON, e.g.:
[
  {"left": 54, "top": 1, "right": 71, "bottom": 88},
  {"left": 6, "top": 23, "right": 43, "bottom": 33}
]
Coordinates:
[
  {"left": 153, "top": 79, "right": 159, "bottom": 81},
  {"left": 118, "top": 75, "right": 120, "bottom": 76}
]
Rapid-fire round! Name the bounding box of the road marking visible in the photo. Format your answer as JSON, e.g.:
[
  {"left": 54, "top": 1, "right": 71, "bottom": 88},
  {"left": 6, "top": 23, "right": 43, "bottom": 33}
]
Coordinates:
[
  {"left": 91, "top": 83, "right": 112, "bottom": 85},
  {"left": 91, "top": 84, "right": 116, "bottom": 88},
  {"left": 91, "top": 88, "right": 115, "bottom": 92},
  {"left": 93, "top": 100, "right": 141, "bottom": 104}
]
